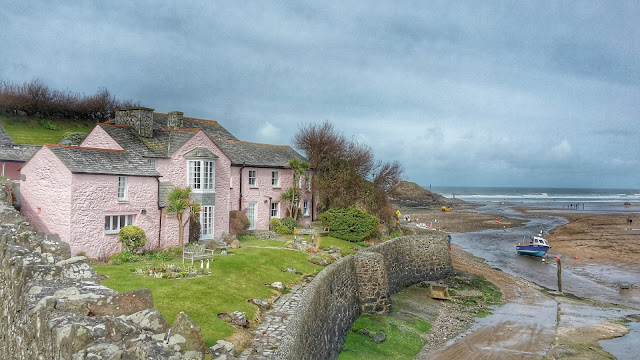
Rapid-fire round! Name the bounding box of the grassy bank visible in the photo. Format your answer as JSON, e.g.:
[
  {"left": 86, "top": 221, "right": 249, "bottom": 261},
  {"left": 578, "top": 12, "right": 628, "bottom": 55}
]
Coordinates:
[
  {"left": 0, "top": 114, "right": 94, "bottom": 144},
  {"left": 340, "top": 273, "right": 502, "bottom": 359}
]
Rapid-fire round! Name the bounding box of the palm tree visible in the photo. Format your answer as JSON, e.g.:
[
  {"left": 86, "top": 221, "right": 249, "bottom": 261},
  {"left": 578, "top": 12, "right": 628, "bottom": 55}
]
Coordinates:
[{"left": 166, "top": 187, "right": 200, "bottom": 247}]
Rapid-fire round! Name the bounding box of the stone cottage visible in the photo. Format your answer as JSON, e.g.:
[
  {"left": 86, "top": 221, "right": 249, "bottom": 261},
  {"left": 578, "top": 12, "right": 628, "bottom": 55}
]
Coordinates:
[{"left": 19, "top": 107, "right": 313, "bottom": 257}]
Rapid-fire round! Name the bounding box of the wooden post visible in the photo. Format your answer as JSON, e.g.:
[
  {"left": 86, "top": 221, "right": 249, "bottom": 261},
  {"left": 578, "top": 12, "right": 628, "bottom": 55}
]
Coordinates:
[{"left": 556, "top": 257, "right": 562, "bottom": 292}]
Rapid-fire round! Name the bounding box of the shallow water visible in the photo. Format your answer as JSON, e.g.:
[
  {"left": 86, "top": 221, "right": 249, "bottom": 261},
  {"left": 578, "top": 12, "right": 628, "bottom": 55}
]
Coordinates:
[
  {"left": 599, "top": 322, "right": 640, "bottom": 360},
  {"left": 451, "top": 204, "right": 640, "bottom": 309}
]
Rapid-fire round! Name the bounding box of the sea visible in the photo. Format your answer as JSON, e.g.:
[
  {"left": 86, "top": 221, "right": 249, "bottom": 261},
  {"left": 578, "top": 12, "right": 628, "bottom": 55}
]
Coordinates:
[{"left": 429, "top": 186, "right": 640, "bottom": 214}]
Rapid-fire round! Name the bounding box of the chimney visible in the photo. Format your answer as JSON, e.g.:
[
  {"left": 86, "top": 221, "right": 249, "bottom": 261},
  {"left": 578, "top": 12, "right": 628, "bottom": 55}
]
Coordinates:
[
  {"left": 115, "top": 107, "right": 154, "bottom": 137},
  {"left": 167, "top": 111, "right": 184, "bottom": 130}
]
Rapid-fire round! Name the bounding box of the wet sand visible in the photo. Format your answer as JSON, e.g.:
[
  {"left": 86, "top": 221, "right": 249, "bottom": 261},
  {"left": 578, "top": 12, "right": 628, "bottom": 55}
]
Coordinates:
[{"left": 522, "top": 211, "right": 640, "bottom": 265}]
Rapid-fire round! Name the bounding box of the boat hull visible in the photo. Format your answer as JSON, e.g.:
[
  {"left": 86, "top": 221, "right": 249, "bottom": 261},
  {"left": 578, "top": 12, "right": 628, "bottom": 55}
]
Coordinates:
[{"left": 516, "top": 244, "right": 550, "bottom": 257}]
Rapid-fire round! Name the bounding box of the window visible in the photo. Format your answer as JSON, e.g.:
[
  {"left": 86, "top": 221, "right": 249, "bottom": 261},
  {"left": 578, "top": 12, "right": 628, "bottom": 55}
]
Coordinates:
[
  {"left": 188, "top": 160, "right": 215, "bottom": 191},
  {"left": 248, "top": 170, "right": 257, "bottom": 188},
  {"left": 271, "top": 201, "right": 280, "bottom": 218},
  {"left": 117, "top": 176, "right": 127, "bottom": 201},
  {"left": 271, "top": 171, "right": 279, "bottom": 187},
  {"left": 303, "top": 201, "right": 309, "bottom": 216},
  {"left": 200, "top": 206, "right": 214, "bottom": 239},
  {"left": 147, "top": 158, "right": 157, "bottom": 169},
  {"left": 104, "top": 215, "right": 133, "bottom": 234}
]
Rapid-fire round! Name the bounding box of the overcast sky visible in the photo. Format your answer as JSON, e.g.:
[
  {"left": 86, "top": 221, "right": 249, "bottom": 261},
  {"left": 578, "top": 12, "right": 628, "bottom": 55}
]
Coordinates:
[{"left": 2, "top": 1, "right": 639, "bottom": 189}]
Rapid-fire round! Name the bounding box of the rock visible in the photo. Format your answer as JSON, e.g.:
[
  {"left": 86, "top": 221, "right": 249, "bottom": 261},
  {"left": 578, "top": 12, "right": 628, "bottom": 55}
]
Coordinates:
[
  {"left": 371, "top": 331, "right": 387, "bottom": 344},
  {"left": 210, "top": 339, "right": 235, "bottom": 357},
  {"left": 229, "top": 311, "right": 247, "bottom": 327},
  {"left": 104, "top": 317, "right": 141, "bottom": 342},
  {"left": 286, "top": 267, "right": 297, "bottom": 274},
  {"left": 357, "top": 328, "right": 369, "bottom": 335},
  {"left": 40, "top": 234, "right": 71, "bottom": 259},
  {"left": 250, "top": 298, "right": 271, "bottom": 310},
  {"left": 270, "top": 282, "right": 286, "bottom": 292},
  {"left": 170, "top": 311, "right": 206, "bottom": 354},
  {"left": 87, "top": 288, "right": 155, "bottom": 317},
  {"left": 122, "top": 307, "right": 170, "bottom": 333}
]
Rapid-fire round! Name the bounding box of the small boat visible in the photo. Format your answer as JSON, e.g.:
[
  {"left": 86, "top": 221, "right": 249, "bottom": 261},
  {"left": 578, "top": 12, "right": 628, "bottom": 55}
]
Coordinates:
[{"left": 516, "top": 232, "right": 550, "bottom": 257}]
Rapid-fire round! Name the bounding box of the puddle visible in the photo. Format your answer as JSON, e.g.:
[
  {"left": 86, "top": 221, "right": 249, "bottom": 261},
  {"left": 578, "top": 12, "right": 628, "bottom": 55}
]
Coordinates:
[{"left": 599, "top": 322, "right": 640, "bottom": 360}]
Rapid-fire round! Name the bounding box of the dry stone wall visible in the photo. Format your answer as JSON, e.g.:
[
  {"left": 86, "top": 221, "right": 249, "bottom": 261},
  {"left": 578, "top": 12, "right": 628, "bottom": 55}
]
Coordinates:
[
  {"left": 275, "top": 231, "right": 453, "bottom": 360},
  {"left": 0, "top": 180, "right": 205, "bottom": 359}
]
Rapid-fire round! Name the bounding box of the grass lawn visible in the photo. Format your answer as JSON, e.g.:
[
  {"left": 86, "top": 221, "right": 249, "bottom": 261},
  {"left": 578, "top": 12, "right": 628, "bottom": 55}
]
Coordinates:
[
  {"left": 0, "top": 115, "right": 95, "bottom": 144},
  {"left": 93, "top": 247, "right": 323, "bottom": 346},
  {"left": 238, "top": 234, "right": 359, "bottom": 256}
]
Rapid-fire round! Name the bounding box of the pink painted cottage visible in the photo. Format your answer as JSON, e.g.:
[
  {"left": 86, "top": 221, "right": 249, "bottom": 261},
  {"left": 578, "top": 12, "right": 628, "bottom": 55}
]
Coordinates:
[{"left": 20, "top": 107, "right": 313, "bottom": 257}]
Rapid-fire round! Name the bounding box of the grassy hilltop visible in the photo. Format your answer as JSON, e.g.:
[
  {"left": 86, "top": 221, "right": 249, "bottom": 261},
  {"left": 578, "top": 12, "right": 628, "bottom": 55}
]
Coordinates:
[{"left": 0, "top": 113, "right": 94, "bottom": 144}]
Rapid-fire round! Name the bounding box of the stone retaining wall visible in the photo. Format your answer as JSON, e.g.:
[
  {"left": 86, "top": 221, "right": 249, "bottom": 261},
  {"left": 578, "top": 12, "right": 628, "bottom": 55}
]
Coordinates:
[
  {"left": 0, "top": 180, "right": 205, "bottom": 359},
  {"left": 274, "top": 231, "right": 453, "bottom": 360}
]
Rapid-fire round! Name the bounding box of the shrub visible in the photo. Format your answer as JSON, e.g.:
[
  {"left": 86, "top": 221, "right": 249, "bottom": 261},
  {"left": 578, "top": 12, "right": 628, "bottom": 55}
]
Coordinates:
[
  {"left": 319, "top": 207, "right": 378, "bottom": 242},
  {"left": 230, "top": 210, "right": 250, "bottom": 235},
  {"left": 276, "top": 225, "right": 293, "bottom": 235},
  {"left": 270, "top": 218, "right": 282, "bottom": 231},
  {"left": 119, "top": 225, "right": 147, "bottom": 253},
  {"left": 40, "top": 119, "right": 60, "bottom": 130},
  {"left": 111, "top": 251, "right": 138, "bottom": 265},
  {"left": 280, "top": 217, "right": 298, "bottom": 231}
]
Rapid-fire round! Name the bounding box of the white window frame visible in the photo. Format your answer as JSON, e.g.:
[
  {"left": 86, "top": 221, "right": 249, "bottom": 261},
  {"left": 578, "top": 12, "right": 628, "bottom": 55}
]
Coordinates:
[
  {"left": 248, "top": 170, "right": 257, "bottom": 188},
  {"left": 105, "top": 214, "right": 134, "bottom": 234},
  {"left": 117, "top": 176, "right": 127, "bottom": 201},
  {"left": 271, "top": 171, "right": 279, "bottom": 188},
  {"left": 147, "top": 158, "right": 157, "bottom": 169},
  {"left": 200, "top": 205, "right": 214, "bottom": 239},
  {"left": 271, "top": 201, "right": 280, "bottom": 218},
  {"left": 188, "top": 159, "right": 215, "bottom": 191},
  {"left": 303, "top": 201, "right": 309, "bottom": 217}
]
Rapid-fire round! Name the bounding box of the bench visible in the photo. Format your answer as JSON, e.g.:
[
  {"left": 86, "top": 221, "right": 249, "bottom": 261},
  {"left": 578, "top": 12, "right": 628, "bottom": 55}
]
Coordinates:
[{"left": 182, "top": 244, "right": 215, "bottom": 265}]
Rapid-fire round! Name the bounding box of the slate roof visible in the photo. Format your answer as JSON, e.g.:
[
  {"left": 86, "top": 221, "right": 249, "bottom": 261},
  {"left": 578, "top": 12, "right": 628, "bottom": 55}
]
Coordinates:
[
  {"left": 212, "top": 139, "right": 307, "bottom": 168},
  {"left": 46, "top": 145, "right": 160, "bottom": 177},
  {"left": 152, "top": 113, "right": 238, "bottom": 140},
  {"left": 0, "top": 144, "right": 41, "bottom": 162},
  {"left": 98, "top": 124, "right": 200, "bottom": 158},
  {"left": 0, "top": 127, "right": 15, "bottom": 145}
]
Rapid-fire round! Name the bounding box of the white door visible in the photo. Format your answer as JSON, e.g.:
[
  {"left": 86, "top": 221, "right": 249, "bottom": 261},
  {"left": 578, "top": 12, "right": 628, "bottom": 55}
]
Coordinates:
[
  {"left": 200, "top": 205, "right": 214, "bottom": 239},
  {"left": 248, "top": 202, "right": 256, "bottom": 230}
]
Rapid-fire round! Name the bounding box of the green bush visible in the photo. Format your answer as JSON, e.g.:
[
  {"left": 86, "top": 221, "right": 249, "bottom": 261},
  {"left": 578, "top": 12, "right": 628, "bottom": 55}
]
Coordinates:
[
  {"left": 269, "top": 218, "right": 282, "bottom": 231},
  {"left": 276, "top": 225, "right": 294, "bottom": 235},
  {"left": 40, "top": 119, "right": 60, "bottom": 130},
  {"left": 119, "top": 225, "right": 147, "bottom": 253},
  {"left": 280, "top": 216, "right": 298, "bottom": 231},
  {"left": 111, "top": 251, "right": 138, "bottom": 265},
  {"left": 319, "top": 207, "right": 378, "bottom": 242}
]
